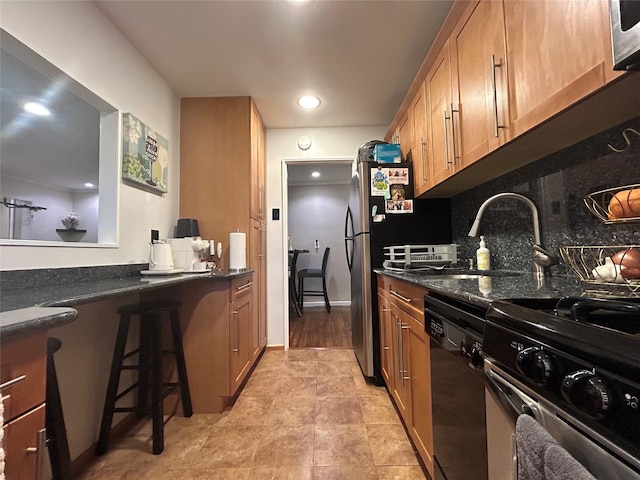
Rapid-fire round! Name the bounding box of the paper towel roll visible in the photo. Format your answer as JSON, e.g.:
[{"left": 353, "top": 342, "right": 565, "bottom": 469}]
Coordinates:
[{"left": 229, "top": 232, "right": 246, "bottom": 270}]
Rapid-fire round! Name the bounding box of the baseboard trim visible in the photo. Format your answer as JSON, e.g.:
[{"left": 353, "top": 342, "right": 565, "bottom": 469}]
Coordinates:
[{"left": 300, "top": 300, "right": 351, "bottom": 308}]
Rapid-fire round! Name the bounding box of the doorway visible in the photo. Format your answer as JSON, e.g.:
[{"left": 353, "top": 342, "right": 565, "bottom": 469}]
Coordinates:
[{"left": 285, "top": 160, "right": 353, "bottom": 349}]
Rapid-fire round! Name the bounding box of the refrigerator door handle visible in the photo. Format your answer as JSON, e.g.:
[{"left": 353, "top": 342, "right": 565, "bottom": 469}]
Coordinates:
[{"left": 344, "top": 207, "right": 355, "bottom": 272}]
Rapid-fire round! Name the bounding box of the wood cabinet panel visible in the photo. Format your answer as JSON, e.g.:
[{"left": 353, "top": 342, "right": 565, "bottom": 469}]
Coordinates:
[
  {"left": 249, "top": 220, "right": 267, "bottom": 360},
  {"left": 411, "top": 83, "right": 429, "bottom": 196},
  {"left": 386, "top": 277, "right": 426, "bottom": 322},
  {"left": 229, "top": 292, "right": 252, "bottom": 394},
  {"left": 0, "top": 333, "right": 46, "bottom": 423},
  {"left": 178, "top": 274, "right": 255, "bottom": 413},
  {"left": 451, "top": 0, "right": 508, "bottom": 170},
  {"left": 398, "top": 113, "right": 413, "bottom": 162},
  {"left": 389, "top": 303, "right": 411, "bottom": 421},
  {"left": 503, "top": 0, "right": 609, "bottom": 140},
  {"left": 377, "top": 293, "right": 393, "bottom": 386},
  {"left": 407, "top": 315, "right": 434, "bottom": 479},
  {"left": 426, "top": 41, "right": 455, "bottom": 188},
  {"left": 250, "top": 103, "right": 266, "bottom": 222},
  {"left": 3, "top": 404, "right": 45, "bottom": 480}
]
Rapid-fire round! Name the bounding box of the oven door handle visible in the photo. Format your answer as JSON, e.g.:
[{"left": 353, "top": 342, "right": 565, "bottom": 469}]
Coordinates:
[{"left": 485, "top": 371, "right": 534, "bottom": 424}]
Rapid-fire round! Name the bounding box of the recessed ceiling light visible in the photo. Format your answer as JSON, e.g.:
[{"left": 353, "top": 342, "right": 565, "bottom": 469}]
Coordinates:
[
  {"left": 24, "top": 101, "right": 50, "bottom": 116},
  {"left": 311, "top": 171, "right": 321, "bottom": 178},
  {"left": 297, "top": 95, "right": 321, "bottom": 109},
  {"left": 84, "top": 182, "right": 95, "bottom": 188}
]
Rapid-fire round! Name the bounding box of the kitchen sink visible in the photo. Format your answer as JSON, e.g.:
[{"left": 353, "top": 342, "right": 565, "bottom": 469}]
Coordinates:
[{"left": 405, "top": 269, "right": 524, "bottom": 279}]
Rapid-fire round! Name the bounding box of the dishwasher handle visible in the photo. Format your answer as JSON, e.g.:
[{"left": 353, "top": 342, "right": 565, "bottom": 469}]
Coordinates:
[{"left": 485, "top": 370, "right": 534, "bottom": 423}]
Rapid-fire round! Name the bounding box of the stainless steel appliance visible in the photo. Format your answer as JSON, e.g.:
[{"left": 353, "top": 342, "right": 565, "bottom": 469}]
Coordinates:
[
  {"left": 610, "top": 0, "right": 640, "bottom": 70},
  {"left": 484, "top": 297, "right": 640, "bottom": 479},
  {"left": 345, "top": 143, "right": 450, "bottom": 381},
  {"left": 424, "top": 292, "right": 488, "bottom": 480}
]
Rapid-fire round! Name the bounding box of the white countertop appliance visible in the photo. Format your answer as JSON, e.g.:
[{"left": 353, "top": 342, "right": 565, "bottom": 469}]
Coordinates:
[{"left": 167, "top": 237, "right": 209, "bottom": 271}]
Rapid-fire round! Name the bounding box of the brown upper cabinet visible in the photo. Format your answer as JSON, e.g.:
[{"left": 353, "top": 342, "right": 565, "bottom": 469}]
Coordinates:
[
  {"left": 388, "top": 0, "right": 632, "bottom": 197},
  {"left": 502, "top": 0, "right": 614, "bottom": 140},
  {"left": 250, "top": 103, "right": 266, "bottom": 222},
  {"left": 425, "top": 40, "right": 455, "bottom": 189},
  {"left": 398, "top": 112, "right": 413, "bottom": 163},
  {"left": 450, "top": 0, "right": 509, "bottom": 170},
  {"left": 411, "top": 82, "right": 429, "bottom": 196}
]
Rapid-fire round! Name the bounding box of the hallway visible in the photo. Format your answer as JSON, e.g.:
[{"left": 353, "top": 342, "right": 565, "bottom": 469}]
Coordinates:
[
  {"left": 289, "top": 306, "right": 352, "bottom": 349},
  {"left": 79, "top": 349, "right": 426, "bottom": 479}
]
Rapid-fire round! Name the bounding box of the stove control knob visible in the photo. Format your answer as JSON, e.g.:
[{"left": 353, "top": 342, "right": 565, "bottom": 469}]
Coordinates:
[
  {"left": 561, "top": 370, "right": 612, "bottom": 420},
  {"left": 516, "top": 347, "right": 554, "bottom": 385}
]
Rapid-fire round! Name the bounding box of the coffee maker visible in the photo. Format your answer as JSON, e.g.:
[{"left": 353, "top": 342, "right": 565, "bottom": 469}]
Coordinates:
[{"left": 167, "top": 237, "right": 209, "bottom": 271}]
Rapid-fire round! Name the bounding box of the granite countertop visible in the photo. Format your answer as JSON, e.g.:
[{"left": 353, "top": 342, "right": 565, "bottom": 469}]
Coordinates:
[
  {"left": 375, "top": 268, "right": 586, "bottom": 308},
  {"left": 1, "top": 266, "right": 253, "bottom": 340}
]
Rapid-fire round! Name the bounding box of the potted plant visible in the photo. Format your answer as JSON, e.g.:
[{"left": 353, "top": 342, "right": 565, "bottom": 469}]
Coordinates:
[{"left": 56, "top": 212, "right": 87, "bottom": 241}]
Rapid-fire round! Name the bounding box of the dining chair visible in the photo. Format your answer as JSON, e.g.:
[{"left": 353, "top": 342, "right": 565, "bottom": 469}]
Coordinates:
[
  {"left": 289, "top": 251, "right": 302, "bottom": 317},
  {"left": 297, "top": 247, "right": 331, "bottom": 313}
]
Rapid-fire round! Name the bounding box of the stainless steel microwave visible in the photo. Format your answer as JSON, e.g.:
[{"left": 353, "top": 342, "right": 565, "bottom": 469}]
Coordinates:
[{"left": 610, "top": 0, "right": 640, "bottom": 70}]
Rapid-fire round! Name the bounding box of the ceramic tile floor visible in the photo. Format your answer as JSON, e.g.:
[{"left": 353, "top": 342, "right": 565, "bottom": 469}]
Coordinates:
[{"left": 78, "top": 349, "right": 427, "bottom": 480}]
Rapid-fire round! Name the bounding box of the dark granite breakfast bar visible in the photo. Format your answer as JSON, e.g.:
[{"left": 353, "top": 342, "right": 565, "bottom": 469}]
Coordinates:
[{"left": 0, "top": 264, "right": 251, "bottom": 340}]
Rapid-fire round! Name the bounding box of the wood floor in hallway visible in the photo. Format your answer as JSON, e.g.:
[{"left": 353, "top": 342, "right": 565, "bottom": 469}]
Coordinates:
[
  {"left": 289, "top": 306, "right": 352, "bottom": 349},
  {"left": 77, "top": 349, "right": 427, "bottom": 480}
]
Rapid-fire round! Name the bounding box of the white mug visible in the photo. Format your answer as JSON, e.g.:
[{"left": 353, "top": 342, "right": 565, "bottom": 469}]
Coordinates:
[
  {"left": 149, "top": 243, "right": 174, "bottom": 271},
  {"left": 193, "top": 261, "right": 207, "bottom": 271}
]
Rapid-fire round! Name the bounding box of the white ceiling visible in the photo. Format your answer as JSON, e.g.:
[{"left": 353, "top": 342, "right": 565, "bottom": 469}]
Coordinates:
[
  {"left": 1, "top": 1, "right": 453, "bottom": 193},
  {"left": 95, "top": 0, "right": 454, "bottom": 129}
]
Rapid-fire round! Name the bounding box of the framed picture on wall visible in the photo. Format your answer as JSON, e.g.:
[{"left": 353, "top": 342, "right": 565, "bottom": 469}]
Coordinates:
[{"left": 121, "top": 113, "right": 169, "bottom": 193}]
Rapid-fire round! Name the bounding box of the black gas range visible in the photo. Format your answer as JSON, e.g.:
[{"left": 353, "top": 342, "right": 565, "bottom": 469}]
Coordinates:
[{"left": 484, "top": 296, "right": 640, "bottom": 478}]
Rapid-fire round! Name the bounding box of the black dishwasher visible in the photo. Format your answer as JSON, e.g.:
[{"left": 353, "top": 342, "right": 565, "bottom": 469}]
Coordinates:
[{"left": 424, "top": 292, "right": 488, "bottom": 480}]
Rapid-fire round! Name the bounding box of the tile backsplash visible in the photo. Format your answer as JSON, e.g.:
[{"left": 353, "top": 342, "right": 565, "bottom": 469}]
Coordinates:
[{"left": 451, "top": 116, "right": 640, "bottom": 276}]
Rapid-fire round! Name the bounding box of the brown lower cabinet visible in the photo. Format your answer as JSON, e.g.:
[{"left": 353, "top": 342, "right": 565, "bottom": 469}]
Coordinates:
[
  {"left": 1, "top": 333, "right": 48, "bottom": 480},
  {"left": 377, "top": 274, "right": 434, "bottom": 477},
  {"left": 177, "top": 274, "right": 260, "bottom": 413}
]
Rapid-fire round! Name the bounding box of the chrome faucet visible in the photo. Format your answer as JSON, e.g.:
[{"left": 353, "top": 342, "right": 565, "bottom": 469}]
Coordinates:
[{"left": 468, "top": 192, "right": 558, "bottom": 277}]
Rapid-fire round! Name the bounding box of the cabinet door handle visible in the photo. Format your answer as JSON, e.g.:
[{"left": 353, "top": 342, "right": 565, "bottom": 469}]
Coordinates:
[
  {"left": 443, "top": 109, "right": 451, "bottom": 168},
  {"left": 390, "top": 290, "right": 411, "bottom": 303},
  {"left": 0, "top": 374, "right": 26, "bottom": 390},
  {"left": 26, "top": 428, "right": 46, "bottom": 480},
  {"left": 450, "top": 103, "right": 459, "bottom": 160},
  {"left": 420, "top": 138, "right": 428, "bottom": 182},
  {"left": 236, "top": 281, "right": 253, "bottom": 292},
  {"left": 491, "top": 54, "right": 505, "bottom": 138},
  {"left": 232, "top": 310, "right": 240, "bottom": 354},
  {"left": 395, "top": 317, "right": 402, "bottom": 382},
  {"left": 259, "top": 185, "right": 265, "bottom": 220}
]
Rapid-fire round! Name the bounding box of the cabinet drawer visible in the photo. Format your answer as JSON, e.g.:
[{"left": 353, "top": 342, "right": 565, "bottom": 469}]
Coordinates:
[
  {"left": 386, "top": 277, "right": 427, "bottom": 322},
  {"left": 230, "top": 275, "right": 253, "bottom": 302},
  {"left": 1, "top": 333, "right": 47, "bottom": 423},
  {"left": 3, "top": 403, "right": 46, "bottom": 480}
]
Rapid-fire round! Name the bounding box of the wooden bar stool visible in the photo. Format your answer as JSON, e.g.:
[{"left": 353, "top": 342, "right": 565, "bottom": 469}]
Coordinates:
[
  {"left": 46, "top": 337, "right": 73, "bottom": 480},
  {"left": 96, "top": 300, "right": 192, "bottom": 455}
]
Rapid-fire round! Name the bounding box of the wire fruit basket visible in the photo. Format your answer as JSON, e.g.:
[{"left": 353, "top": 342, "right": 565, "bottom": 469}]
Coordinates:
[
  {"left": 560, "top": 245, "right": 640, "bottom": 297},
  {"left": 583, "top": 183, "right": 640, "bottom": 224}
]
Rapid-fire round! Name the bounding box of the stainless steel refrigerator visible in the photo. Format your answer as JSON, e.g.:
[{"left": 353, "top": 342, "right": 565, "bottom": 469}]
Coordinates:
[{"left": 344, "top": 157, "right": 451, "bottom": 383}]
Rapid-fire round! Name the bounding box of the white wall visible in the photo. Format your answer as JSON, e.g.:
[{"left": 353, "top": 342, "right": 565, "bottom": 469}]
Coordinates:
[
  {"left": 0, "top": 1, "right": 180, "bottom": 270},
  {"left": 0, "top": 1, "right": 181, "bottom": 464},
  {"left": 288, "top": 183, "right": 351, "bottom": 306},
  {"left": 266, "top": 126, "right": 387, "bottom": 347}
]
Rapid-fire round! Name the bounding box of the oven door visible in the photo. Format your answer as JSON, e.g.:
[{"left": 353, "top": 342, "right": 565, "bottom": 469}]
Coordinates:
[
  {"left": 610, "top": 0, "right": 640, "bottom": 70},
  {"left": 484, "top": 359, "right": 640, "bottom": 480}
]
